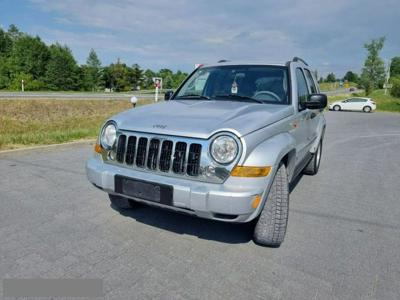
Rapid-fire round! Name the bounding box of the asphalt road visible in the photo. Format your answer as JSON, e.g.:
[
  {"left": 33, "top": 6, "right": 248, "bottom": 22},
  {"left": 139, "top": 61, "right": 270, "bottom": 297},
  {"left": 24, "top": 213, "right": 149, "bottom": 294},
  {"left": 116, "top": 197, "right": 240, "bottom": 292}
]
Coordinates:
[
  {"left": 0, "top": 88, "right": 357, "bottom": 100},
  {"left": 323, "top": 88, "right": 362, "bottom": 95},
  {"left": 1, "top": 112, "right": 399, "bottom": 299},
  {"left": 0, "top": 91, "right": 155, "bottom": 100}
]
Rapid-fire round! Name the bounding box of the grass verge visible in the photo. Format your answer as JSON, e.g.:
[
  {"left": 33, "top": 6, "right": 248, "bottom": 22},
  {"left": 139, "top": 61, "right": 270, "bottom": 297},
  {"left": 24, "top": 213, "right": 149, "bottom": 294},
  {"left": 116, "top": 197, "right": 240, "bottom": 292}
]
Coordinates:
[{"left": 0, "top": 99, "right": 152, "bottom": 150}]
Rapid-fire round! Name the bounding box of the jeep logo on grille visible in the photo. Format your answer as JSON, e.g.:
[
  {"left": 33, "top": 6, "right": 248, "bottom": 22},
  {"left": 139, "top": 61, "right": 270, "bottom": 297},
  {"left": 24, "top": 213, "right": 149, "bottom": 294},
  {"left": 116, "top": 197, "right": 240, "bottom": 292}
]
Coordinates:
[{"left": 153, "top": 124, "right": 167, "bottom": 129}]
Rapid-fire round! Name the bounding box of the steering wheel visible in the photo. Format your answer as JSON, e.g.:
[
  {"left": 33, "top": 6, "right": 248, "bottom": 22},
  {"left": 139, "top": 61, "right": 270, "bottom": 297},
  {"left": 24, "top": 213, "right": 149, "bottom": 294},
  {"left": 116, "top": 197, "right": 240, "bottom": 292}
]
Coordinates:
[{"left": 253, "top": 91, "right": 281, "bottom": 102}]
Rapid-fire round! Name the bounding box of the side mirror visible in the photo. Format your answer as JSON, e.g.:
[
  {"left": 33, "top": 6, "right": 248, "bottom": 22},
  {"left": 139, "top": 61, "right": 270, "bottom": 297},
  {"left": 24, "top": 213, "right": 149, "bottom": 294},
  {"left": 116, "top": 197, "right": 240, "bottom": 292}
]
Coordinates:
[
  {"left": 305, "top": 93, "right": 327, "bottom": 110},
  {"left": 164, "top": 90, "right": 174, "bottom": 101}
]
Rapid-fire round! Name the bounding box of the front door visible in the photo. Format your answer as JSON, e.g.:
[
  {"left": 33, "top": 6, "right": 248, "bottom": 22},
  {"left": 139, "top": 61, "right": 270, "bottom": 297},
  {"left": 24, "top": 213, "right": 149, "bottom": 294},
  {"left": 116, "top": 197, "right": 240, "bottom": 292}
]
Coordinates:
[{"left": 293, "top": 68, "right": 314, "bottom": 165}]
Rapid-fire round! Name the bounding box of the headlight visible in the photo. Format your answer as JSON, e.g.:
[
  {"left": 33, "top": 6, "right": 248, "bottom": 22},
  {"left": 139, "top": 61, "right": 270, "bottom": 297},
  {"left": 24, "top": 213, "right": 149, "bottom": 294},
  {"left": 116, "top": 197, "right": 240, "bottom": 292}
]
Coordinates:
[
  {"left": 210, "top": 135, "right": 238, "bottom": 164},
  {"left": 100, "top": 122, "right": 117, "bottom": 149}
]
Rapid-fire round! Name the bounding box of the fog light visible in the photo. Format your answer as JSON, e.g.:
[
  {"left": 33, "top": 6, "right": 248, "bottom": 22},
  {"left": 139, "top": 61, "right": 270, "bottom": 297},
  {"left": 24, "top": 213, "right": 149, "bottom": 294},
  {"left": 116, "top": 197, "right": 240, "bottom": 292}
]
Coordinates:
[{"left": 252, "top": 195, "right": 262, "bottom": 209}]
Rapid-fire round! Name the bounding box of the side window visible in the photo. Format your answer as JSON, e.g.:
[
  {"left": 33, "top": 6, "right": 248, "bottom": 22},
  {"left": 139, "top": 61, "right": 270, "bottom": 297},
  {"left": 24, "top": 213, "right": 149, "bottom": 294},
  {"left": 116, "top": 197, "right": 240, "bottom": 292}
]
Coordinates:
[
  {"left": 295, "top": 68, "right": 309, "bottom": 110},
  {"left": 304, "top": 69, "right": 317, "bottom": 94}
]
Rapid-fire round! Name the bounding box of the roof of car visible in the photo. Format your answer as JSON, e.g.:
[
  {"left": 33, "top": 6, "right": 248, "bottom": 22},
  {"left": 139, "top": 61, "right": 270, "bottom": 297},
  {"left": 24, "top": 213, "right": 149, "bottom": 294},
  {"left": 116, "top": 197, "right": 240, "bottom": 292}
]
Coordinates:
[{"left": 200, "top": 61, "right": 287, "bottom": 68}]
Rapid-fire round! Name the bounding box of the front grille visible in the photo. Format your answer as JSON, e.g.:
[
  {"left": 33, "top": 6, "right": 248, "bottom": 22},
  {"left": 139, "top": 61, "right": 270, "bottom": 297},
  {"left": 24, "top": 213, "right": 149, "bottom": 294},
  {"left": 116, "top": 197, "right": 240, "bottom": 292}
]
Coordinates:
[{"left": 115, "top": 134, "right": 202, "bottom": 177}]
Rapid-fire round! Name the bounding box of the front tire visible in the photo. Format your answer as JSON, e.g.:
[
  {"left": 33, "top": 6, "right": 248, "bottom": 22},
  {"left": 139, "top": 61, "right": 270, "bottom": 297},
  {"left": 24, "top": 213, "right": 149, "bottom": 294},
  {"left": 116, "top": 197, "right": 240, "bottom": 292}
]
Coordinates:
[
  {"left": 303, "top": 139, "right": 323, "bottom": 175},
  {"left": 363, "top": 106, "right": 372, "bottom": 113},
  {"left": 253, "top": 164, "right": 289, "bottom": 247},
  {"left": 108, "top": 194, "right": 139, "bottom": 209},
  {"left": 333, "top": 105, "right": 341, "bottom": 111}
]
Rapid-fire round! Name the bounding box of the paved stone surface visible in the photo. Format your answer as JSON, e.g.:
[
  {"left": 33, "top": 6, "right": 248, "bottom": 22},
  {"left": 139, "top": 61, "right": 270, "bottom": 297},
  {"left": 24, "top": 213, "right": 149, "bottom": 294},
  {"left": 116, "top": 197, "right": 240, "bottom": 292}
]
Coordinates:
[{"left": 0, "top": 112, "right": 399, "bottom": 299}]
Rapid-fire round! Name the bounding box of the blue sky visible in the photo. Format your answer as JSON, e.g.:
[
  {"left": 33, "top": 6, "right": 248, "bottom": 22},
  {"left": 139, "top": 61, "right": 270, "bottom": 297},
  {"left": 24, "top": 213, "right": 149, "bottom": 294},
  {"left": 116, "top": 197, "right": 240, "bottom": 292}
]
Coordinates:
[{"left": 0, "top": 0, "right": 398, "bottom": 77}]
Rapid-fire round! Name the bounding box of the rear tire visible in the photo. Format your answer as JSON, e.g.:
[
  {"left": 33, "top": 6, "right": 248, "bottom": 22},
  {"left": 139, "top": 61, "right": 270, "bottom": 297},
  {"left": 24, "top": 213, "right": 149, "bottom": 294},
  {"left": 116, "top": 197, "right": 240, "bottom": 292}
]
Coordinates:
[
  {"left": 303, "top": 139, "right": 323, "bottom": 175},
  {"left": 333, "top": 105, "right": 341, "bottom": 111},
  {"left": 108, "top": 194, "right": 139, "bottom": 209},
  {"left": 253, "top": 164, "right": 289, "bottom": 247},
  {"left": 363, "top": 106, "right": 372, "bottom": 113}
]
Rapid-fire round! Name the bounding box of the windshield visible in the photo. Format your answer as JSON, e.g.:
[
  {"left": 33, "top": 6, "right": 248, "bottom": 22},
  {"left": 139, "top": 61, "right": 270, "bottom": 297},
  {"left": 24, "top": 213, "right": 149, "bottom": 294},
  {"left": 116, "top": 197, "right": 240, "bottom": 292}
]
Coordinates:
[{"left": 174, "top": 65, "right": 290, "bottom": 104}]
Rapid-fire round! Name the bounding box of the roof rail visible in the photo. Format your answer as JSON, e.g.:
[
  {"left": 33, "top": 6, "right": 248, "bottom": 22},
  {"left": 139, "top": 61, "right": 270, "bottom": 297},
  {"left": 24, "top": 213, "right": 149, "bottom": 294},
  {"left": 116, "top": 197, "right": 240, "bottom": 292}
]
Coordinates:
[{"left": 292, "top": 57, "right": 309, "bottom": 66}]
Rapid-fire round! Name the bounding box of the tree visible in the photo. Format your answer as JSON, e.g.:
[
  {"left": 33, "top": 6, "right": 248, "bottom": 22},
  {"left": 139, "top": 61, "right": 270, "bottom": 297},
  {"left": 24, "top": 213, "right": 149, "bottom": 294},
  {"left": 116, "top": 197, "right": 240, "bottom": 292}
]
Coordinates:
[
  {"left": 128, "top": 63, "right": 144, "bottom": 90},
  {"left": 44, "top": 43, "right": 79, "bottom": 90},
  {"left": 390, "top": 57, "right": 400, "bottom": 78},
  {"left": 360, "top": 37, "right": 386, "bottom": 95},
  {"left": 7, "top": 24, "right": 23, "bottom": 41},
  {"left": 143, "top": 69, "right": 156, "bottom": 89},
  {"left": 390, "top": 77, "right": 400, "bottom": 98},
  {"left": 9, "top": 35, "right": 50, "bottom": 80},
  {"left": 325, "top": 73, "right": 336, "bottom": 83},
  {"left": 0, "top": 28, "right": 13, "bottom": 57},
  {"left": 83, "top": 49, "right": 103, "bottom": 91},
  {"left": 172, "top": 70, "right": 188, "bottom": 88},
  {"left": 104, "top": 60, "right": 130, "bottom": 91},
  {"left": 9, "top": 72, "right": 45, "bottom": 91},
  {"left": 343, "top": 71, "right": 359, "bottom": 83}
]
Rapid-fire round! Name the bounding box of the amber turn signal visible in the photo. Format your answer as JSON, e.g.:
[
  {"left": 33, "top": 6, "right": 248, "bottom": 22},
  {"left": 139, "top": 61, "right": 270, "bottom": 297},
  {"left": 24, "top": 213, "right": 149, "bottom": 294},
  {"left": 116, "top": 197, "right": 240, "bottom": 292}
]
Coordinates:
[
  {"left": 94, "top": 143, "right": 103, "bottom": 153},
  {"left": 252, "top": 195, "right": 262, "bottom": 209},
  {"left": 231, "top": 166, "right": 272, "bottom": 177}
]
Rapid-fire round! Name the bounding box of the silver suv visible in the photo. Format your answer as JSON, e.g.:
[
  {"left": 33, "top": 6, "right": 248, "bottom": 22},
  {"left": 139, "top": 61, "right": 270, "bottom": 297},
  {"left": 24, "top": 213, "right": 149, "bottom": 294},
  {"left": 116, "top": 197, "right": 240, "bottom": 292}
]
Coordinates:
[{"left": 86, "top": 57, "right": 327, "bottom": 247}]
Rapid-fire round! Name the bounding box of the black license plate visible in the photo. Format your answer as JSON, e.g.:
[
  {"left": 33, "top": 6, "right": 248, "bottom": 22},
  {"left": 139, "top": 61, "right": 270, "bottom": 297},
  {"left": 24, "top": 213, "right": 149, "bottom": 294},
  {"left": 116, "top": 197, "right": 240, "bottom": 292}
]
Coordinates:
[{"left": 114, "top": 175, "right": 173, "bottom": 205}]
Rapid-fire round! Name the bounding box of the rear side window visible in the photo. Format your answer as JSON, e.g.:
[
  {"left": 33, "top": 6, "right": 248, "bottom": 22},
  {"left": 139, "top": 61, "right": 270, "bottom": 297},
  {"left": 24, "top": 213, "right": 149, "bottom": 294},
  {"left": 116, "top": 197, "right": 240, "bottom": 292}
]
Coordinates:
[
  {"left": 304, "top": 69, "right": 317, "bottom": 94},
  {"left": 295, "top": 68, "right": 309, "bottom": 110}
]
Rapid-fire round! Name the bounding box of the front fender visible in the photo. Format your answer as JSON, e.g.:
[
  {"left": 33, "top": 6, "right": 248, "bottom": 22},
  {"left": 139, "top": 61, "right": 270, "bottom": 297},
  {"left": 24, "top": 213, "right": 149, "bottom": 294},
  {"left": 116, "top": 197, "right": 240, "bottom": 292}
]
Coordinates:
[{"left": 243, "top": 133, "right": 296, "bottom": 180}]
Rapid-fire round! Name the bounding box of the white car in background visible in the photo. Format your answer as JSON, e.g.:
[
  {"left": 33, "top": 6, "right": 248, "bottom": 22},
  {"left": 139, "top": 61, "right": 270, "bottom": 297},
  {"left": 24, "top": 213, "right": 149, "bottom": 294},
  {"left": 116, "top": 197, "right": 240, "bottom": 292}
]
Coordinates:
[{"left": 329, "top": 97, "right": 376, "bottom": 113}]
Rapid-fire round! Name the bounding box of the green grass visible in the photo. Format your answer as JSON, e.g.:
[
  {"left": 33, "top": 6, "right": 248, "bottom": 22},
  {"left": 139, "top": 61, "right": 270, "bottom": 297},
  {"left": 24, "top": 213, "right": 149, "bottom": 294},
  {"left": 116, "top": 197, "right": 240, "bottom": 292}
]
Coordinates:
[
  {"left": 368, "top": 90, "right": 400, "bottom": 112},
  {"left": 327, "top": 89, "right": 400, "bottom": 112},
  {"left": 0, "top": 99, "right": 152, "bottom": 150},
  {"left": 320, "top": 82, "right": 357, "bottom": 92}
]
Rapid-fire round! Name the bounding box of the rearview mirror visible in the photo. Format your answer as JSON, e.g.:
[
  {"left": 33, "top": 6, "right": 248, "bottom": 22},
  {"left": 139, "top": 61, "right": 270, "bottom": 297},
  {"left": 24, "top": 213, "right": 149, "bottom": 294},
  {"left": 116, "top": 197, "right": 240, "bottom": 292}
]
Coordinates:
[
  {"left": 164, "top": 90, "right": 174, "bottom": 101},
  {"left": 305, "top": 94, "right": 327, "bottom": 110}
]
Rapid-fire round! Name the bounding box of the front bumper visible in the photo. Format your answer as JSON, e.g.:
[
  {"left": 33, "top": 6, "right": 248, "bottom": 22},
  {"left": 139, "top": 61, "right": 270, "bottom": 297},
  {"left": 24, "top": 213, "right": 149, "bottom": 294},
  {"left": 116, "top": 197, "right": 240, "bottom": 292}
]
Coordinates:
[{"left": 86, "top": 155, "right": 273, "bottom": 223}]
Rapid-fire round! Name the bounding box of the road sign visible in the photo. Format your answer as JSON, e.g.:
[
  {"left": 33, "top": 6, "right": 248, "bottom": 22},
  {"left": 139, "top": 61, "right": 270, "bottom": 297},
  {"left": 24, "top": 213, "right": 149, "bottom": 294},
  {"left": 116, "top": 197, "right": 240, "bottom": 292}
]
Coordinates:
[{"left": 383, "top": 83, "right": 393, "bottom": 89}]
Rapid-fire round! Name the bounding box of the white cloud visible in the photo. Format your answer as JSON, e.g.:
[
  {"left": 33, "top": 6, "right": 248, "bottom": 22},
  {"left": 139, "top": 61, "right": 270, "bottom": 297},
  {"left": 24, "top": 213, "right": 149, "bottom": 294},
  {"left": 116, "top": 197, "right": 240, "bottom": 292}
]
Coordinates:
[{"left": 27, "top": 0, "right": 400, "bottom": 75}]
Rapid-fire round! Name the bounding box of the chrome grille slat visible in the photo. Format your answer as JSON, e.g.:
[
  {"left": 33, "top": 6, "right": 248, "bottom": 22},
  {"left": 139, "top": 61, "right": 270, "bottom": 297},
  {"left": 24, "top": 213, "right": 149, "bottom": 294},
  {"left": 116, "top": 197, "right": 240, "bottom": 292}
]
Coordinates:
[
  {"left": 125, "top": 136, "right": 137, "bottom": 165},
  {"left": 136, "top": 137, "right": 148, "bottom": 167},
  {"left": 116, "top": 135, "right": 126, "bottom": 163},
  {"left": 159, "top": 140, "right": 173, "bottom": 172},
  {"left": 172, "top": 142, "right": 187, "bottom": 174},
  {"left": 147, "top": 139, "right": 160, "bottom": 170},
  {"left": 187, "top": 143, "right": 202, "bottom": 176}
]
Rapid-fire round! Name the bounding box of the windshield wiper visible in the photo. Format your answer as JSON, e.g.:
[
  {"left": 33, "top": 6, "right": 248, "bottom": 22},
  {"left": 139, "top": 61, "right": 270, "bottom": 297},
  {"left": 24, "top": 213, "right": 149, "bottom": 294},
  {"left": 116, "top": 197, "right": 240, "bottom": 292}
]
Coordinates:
[
  {"left": 214, "top": 94, "right": 263, "bottom": 104},
  {"left": 175, "top": 94, "right": 210, "bottom": 100}
]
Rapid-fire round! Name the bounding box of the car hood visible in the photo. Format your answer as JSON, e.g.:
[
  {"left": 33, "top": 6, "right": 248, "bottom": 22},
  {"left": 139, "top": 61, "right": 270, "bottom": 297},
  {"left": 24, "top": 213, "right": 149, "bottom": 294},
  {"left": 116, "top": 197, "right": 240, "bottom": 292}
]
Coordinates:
[{"left": 113, "top": 100, "right": 294, "bottom": 139}]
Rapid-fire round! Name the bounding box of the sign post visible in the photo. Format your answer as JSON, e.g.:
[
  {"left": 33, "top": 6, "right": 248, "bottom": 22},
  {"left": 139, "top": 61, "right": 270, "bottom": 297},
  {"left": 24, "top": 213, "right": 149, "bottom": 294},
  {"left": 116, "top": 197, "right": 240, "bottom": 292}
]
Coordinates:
[
  {"left": 152, "top": 77, "right": 162, "bottom": 102},
  {"left": 384, "top": 59, "right": 392, "bottom": 95},
  {"left": 21, "top": 79, "right": 24, "bottom": 92}
]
